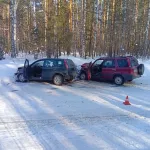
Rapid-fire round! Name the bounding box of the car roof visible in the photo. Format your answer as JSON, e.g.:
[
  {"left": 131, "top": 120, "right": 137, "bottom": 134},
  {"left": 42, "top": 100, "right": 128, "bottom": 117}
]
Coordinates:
[
  {"left": 98, "top": 56, "right": 134, "bottom": 60},
  {"left": 35, "top": 58, "right": 71, "bottom": 61}
]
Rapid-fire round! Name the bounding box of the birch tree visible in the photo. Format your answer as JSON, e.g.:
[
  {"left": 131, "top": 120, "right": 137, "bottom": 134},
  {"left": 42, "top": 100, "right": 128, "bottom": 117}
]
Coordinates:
[
  {"left": 10, "top": 0, "right": 19, "bottom": 57},
  {"left": 144, "top": 0, "right": 150, "bottom": 57}
]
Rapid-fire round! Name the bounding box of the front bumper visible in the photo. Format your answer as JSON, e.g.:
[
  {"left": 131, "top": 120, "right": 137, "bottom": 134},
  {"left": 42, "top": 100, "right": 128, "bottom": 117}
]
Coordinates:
[{"left": 14, "top": 73, "right": 19, "bottom": 81}]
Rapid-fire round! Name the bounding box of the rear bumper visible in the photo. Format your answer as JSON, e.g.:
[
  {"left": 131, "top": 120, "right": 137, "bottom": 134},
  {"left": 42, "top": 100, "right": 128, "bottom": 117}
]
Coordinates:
[
  {"left": 65, "top": 74, "right": 77, "bottom": 80},
  {"left": 123, "top": 74, "right": 141, "bottom": 81},
  {"left": 65, "top": 71, "right": 77, "bottom": 80}
]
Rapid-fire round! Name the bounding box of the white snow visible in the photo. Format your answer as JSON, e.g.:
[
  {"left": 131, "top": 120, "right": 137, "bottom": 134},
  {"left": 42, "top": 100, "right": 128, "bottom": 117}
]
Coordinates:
[{"left": 0, "top": 57, "right": 150, "bottom": 150}]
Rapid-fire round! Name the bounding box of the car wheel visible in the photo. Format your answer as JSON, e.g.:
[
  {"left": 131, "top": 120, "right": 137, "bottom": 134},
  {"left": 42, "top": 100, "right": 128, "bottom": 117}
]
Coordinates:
[
  {"left": 53, "top": 74, "right": 63, "bottom": 86},
  {"left": 80, "top": 72, "right": 86, "bottom": 80},
  {"left": 114, "top": 75, "right": 124, "bottom": 85},
  {"left": 18, "top": 73, "right": 25, "bottom": 82}
]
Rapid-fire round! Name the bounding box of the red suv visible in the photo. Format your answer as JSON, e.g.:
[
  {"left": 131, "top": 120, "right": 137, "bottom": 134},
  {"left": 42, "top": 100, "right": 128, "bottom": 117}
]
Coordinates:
[{"left": 79, "top": 56, "right": 144, "bottom": 85}]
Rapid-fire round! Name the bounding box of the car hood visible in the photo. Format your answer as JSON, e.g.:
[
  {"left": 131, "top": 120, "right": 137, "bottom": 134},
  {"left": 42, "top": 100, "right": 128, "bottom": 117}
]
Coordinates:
[
  {"left": 18, "top": 66, "right": 24, "bottom": 69},
  {"left": 16, "top": 66, "right": 24, "bottom": 73},
  {"left": 81, "top": 62, "right": 92, "bottom": 69},
  {"left": 81, "top": 63, "right": 90, "bottom": 68}
]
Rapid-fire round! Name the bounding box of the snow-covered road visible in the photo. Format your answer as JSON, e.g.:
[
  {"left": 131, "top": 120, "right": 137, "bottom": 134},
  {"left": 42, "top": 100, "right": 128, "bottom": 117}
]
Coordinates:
[{"left": 0, "top": 59, "right": 150, "bottom": 150}]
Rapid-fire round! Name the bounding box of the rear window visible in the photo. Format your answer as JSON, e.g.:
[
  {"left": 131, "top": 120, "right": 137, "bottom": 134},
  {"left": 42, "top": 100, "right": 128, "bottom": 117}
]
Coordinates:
[
  {"left": 130, "top": 58, "right": 138, "bottom": 67},
  {"left": 117, "top": 59, "right": 129, "bottom": 67},
  {"left": 66, "top": 59, "right": 75, "bottom": 68}
]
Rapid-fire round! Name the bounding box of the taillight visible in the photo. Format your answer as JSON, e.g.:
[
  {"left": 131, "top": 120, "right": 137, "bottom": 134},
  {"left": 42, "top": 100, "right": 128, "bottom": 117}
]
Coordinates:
[
  {"left": 134, "top": 68, "right": 138, "bottom": 73},
  {"left": 129, "top": 68, "right": 134, "bottom": 74},
  {"left": 64, "top": 60, "right": 68, "bottom": 69},
  {"left": 129, "top": 68, "right": 137, "bottom": 75}
]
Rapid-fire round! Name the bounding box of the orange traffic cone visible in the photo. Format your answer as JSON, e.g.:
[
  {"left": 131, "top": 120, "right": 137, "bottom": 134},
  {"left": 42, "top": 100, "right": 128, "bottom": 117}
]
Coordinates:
[{"left": 123, "top": 96, "right": 131, "bottom": 105}]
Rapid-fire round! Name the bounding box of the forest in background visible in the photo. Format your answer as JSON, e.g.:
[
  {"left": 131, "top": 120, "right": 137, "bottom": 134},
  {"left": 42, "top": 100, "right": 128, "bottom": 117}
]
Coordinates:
[{"left": 0, "top": 0, "right": 150, "bottom": 58}]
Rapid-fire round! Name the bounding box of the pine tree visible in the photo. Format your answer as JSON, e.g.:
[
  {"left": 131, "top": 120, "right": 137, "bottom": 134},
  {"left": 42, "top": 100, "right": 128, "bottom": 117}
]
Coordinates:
[{"left": 0, "top": 46, "right": 4, "bottom": 60}]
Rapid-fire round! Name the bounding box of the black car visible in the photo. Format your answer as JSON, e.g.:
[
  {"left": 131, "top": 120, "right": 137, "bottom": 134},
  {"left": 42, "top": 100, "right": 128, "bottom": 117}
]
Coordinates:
[{"left": 15, "top": 58, "right": 77, "bottom": 85}]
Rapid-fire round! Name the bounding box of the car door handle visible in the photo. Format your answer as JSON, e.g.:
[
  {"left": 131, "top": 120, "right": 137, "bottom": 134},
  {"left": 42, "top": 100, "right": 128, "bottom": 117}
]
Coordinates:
[{"left": 112, "top": 69, "right": 116, "bottom": 71}]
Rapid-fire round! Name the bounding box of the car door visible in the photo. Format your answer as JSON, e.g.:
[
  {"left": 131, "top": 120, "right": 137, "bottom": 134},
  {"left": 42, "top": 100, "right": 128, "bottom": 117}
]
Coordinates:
[
  {"left": 101, "top": 59, "right": 116, "bottom": 80},
  {"left": 91, "top": 59, "right": 104, "bottom": 80},
  {"left": 115, "top": 58, "right": 131, "bottom": 76},
  {"left": 23, "top": 59, "right": 29, "bottom": 80},
  {"left": 29, "top": 60, "right": 44, "bottom": 80},
  {"left": 42, "top": 59, "right": 56, "bottom": 80}
]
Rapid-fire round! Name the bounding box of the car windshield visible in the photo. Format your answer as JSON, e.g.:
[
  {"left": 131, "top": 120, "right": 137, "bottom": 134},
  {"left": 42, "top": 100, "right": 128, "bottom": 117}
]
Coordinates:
[
  {"left": 93, "top": 59, "right": 104, "bottom": 66},
  {"left": 31, "top": 60, "right": 44, "bottom": 67}
]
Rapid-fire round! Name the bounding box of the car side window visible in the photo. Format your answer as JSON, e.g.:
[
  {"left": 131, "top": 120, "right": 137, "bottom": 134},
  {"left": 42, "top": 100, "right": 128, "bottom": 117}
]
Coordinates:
[
  {"left": 117, "top": 59, "right": 129, "bottom": 67},
  {"left": 102, "top": 60, "right": 115, "bottom": 68},
  {"left": 31, "top": 60, "right": 44, "bottom": 68},
  {"left": 44, "top": 60, "right": 56, "bottom": 68},
  {"left": 56, "top": 60, "right": 64, "bottom": 67}
]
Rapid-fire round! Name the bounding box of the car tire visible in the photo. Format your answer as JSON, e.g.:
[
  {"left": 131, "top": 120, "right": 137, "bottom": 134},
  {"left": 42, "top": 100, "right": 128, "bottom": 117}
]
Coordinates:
[
  {"left": 18, "top": 73, "right": 26, "bottom": 82},
  {"left": 114, "top": 75, "right": 124, "bottom": 85},
  {"left": 137, "top": 64, "right": 144, "bottom": 75},
  {"left": 80, "top": 72, "right": 86, "bottom": 80},
  {"left": 53, "top": 74, "right": 63, "bottom": 86}
]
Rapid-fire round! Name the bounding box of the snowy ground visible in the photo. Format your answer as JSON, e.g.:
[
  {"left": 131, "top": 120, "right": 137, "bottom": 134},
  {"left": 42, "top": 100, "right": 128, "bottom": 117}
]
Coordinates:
[{"left": 0, "top": 57, "right": 150, "bottom": 150}]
